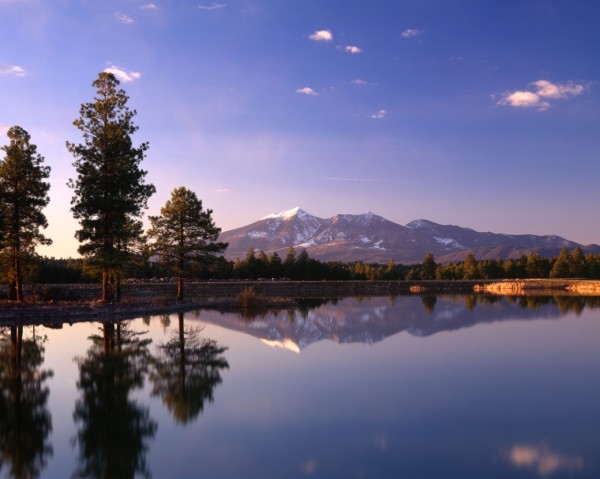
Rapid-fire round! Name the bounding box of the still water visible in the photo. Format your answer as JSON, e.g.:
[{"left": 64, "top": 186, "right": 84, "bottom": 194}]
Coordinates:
[{"left": 1, "top": 294, "right": 599, "bottom": 478}]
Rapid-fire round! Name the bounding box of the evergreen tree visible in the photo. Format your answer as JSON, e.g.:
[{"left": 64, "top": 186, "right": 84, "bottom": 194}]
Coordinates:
[
  {"left": 462, "top": 253, "right": 479, "bottom": 279},
  {"left": 67, "top": 72, "right": 155, "bottom": 301},
  {"left": 421, "top": 252, "right": 437, "bottom": 280},
  {"left": 269, "top": 252, "right": 283, "bottom": 278},
  {"left": 0, "top": 126, "right": 51, "bottom": 301},
  {"left": 147, "top": 187, "right": 226, "bottom": 301},
  {"left": 569, "top": 247, "right": 585, "bottom": 277},
  {"left": 550, "top": 248, "right": 570, "bottom": 278},
  {"left": 284, "top": 246, "right": 296, "bottom": 278}
]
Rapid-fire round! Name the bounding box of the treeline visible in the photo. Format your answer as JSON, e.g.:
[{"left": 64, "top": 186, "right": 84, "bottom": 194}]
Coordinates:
[
  {"left": 29, "top": 246, "right": 600, "bottom": 284},
  {"left": 407, "top": 248, "right": 600, "bottom": 280}
]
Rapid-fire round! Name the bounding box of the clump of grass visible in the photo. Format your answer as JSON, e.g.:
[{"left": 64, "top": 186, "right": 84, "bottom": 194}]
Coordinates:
[{"left": 235, "top": 287, "right": 267, "bottom": 312}]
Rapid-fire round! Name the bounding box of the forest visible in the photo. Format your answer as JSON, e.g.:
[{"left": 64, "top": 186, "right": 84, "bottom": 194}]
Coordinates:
[{"left": 27, "top": 245, "right": 600, "bottom": 284}]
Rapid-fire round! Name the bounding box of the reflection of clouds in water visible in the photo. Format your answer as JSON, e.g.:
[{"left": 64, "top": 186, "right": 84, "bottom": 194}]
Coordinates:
[
  {"left": 301, "top": 459, "right": 317, "bottom": 475},
  {"left": 508, "top": 444, "right": 584, "bottom": 476}
]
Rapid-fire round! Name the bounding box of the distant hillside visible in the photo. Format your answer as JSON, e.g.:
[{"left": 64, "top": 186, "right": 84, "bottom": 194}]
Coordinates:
[{"left": 219, "top": 207, "right": 600, "bottom": 263}]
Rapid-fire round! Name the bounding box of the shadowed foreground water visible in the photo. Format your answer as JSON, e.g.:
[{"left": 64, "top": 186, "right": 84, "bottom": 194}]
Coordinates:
[{"left": 0, "top": 294, "right": 599, "bottom": 478}]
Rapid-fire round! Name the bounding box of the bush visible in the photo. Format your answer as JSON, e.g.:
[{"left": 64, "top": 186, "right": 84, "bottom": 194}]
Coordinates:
[{"left": 235, "top": 287, "right": 267, "bottom": 311}]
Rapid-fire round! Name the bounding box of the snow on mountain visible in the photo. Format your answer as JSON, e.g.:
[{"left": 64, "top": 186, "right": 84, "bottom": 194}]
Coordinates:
[{"left": 219, "top": 208, "right": 600, "bottom": 263}]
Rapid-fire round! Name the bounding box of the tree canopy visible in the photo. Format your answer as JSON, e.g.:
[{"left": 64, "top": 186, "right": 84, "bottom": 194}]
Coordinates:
[
  {"left": 148, "top": 187, "right": 227, "bottom": 301},
  {"left": 67, "top": 72, "right": 155, "bottom": 301},
  {"left": 0, "top": 126, "right": 51, "bottom": 301}
]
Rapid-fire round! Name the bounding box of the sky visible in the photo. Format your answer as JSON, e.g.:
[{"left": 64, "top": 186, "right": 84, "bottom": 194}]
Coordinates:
[{"left": 1, "top": 0, "right": 599, "bottom": 258}]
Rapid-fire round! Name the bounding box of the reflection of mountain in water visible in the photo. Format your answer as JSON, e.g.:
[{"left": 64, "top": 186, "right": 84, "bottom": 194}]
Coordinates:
[{"left": 197, "top": 295, "right": 600, "bottom": 351}]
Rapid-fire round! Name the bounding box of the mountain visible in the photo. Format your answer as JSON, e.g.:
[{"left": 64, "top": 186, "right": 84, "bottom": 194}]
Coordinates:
[{"left": 219, "top": 207, "right": 600, "bottom": 263}]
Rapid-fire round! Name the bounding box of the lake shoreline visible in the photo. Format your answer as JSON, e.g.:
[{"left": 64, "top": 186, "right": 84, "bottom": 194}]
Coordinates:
[{"left": 2, "top": 279, "right": 600, "bottom": 325}]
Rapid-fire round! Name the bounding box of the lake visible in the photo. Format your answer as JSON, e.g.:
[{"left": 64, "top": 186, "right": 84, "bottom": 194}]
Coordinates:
[{"left": 1, "top": 294, "right": 599, "bottom": 478}]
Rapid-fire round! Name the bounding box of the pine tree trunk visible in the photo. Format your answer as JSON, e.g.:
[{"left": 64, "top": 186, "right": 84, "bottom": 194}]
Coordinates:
[
  {"left": 14, "top": 253, "right": 23, "bottom": 302},
  {"left": 115, "top": 275, "right": 121, "bottom": 302},
  {"left": 177, "top": 275, "right": 184, "bottom": 302},
  {"left": 102, "top": 271, "right": 109, "bottom": 302}
]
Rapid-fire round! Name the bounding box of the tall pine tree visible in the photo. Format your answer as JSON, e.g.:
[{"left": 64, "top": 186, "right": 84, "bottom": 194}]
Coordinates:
[
  {"left": 147, "top": 187, "right": 227, "bottom": 301},
  {"left": 67, "top": 72, "right": 155, "bottom": 301},
  {"left": 0, "top": 126, "right": 51, "bottom": 301}
]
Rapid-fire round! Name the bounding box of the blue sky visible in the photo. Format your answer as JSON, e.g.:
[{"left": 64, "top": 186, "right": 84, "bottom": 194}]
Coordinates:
[{"left": 1, "top": 0, "right": 599, "bottom": 258}]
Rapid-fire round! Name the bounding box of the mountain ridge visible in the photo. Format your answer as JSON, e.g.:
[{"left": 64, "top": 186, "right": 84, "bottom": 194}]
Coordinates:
[{"left": 219, "top": 207, "right": 600, "bottom": 263}]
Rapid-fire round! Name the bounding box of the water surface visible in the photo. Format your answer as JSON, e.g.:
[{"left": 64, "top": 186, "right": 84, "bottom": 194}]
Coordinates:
[{"left": 1, "top": 295, "right": 599, "bottom": 478}]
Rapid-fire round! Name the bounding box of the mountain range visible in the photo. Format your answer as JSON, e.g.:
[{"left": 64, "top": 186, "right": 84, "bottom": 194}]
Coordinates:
[{"left": 219, "top": 207, "right": 600, "bottom": 264}]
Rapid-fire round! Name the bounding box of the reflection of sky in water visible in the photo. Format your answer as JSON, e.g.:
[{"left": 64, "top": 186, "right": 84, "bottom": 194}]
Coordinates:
[{"left": 10, "top": 296, "right": 600, "bottom": 478}]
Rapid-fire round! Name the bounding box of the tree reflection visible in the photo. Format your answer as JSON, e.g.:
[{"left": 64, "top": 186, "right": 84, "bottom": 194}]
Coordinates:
[
  {"left": 0, "top": 326, "right": 53, "bottom": 479},
  {"left": 421, "top": 295, "right": 437, "bottom": 314},
  {"left": 150, "top": 313, "right": 229, "bottom": 424},
  {"left": 72, "top": 321, "right": 157, "bottom": 479}
]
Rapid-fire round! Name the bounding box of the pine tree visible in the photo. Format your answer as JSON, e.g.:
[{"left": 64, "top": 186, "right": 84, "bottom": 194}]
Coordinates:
[
  {"left": 67, "top": 72, "right": 155, "bottom": 301},
  {"left": 550, "top": 247, "right": 570, "bottom": 278},
  {"left": 147, "top": 187, "right": 226, "bottom": 301},
  {"left": 462, "top": 253, "right": 479, "bottom": 279},
  {"left": 0, "top": 126, "right": 51, "bottom": 301},
  {"left": 421, "top": 252, "right": 437, "bottom": 280}
]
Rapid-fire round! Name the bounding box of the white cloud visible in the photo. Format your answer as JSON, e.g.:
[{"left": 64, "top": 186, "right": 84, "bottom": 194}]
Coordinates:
[
  {"left": 296, "top": 87, "right": 318, "bottom": 96},
  {"left": 198, "top": 2, "right": 226, "bottom": 10},
  {"left": 115, "top": 12, "right": 134, "bottom": 24},
  {"left": 498, "top": 90, "right": 549, "bottom": 110},
  {"left": 533, "top": 80, "right": 585, "bottom": 99},
  {"left": 0, "top": 125, "right": 9, "bottom": 136},
  {"left": 371, "top": 109, "right": 386, "bottom": 119},
  {"left": 0, "top": 64, "right": 26, "bottom": 76},
  {"left": 508, "top": 444, "right": 584, "bottom": 477},
  {"left": 139, "top": 3, "right": 158, "bottom": 10},
  {"left": 104, "top": 65, "right": 141, "bottom": 83},
  {"left": 498, "top": 79, "right": 586, "bottom": 111},
  {"left": 309, "top": 30, "right": 333, "bottom": 42},
  {"left": 401, "top": 28, "right": 422, "bottom": 38},
  {"left": 344, "top": 45, "right": 362, "bottom": 54},
  {"left": 216, "top": 188, "right": 230, "bottom": 193},
  {"left": 351, "top": 79, "right": 367, "bottom": 85}
]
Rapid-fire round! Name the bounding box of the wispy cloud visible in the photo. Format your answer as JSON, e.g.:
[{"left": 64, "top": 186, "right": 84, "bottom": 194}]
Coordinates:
[
  {"left": 371, "top": 109, "right": 386, "bottom": 119},
  {"left": 104, "top": 65, "right": 141, "bottom": 83},
  {"left": 296, "top": 87, "right": 318, "bottom": 96},
  {"left": 139, "top": 3, "right": 158, "bottom": 10},
  {"left": 507, "top": 444, "right": 584, "bottom": 477},
  {"left": 199, "top": 2, "right": 226, "bottom": 11},
  {"left": 351, "top": 79, "right": 367, "bottom": 85},
  {"left": 215, "top": 188, "right": 230, "bottom": 193},
  {"left": 0, "top": 64, "right": 26, "bottom": 76},
  {"left": 497, "top": 79, "right": 586, "bottom": 111},
  {"left": 115, "top": 12, "right": 134, "bottom": 24},
  {"left": 401, "top": 28, "right": 422, "bottom": 38},
  {"left": 344, "top": 45, "right": 362, "bottom": 54},
  {"left": 533, "top": 80, "right": 585, "bottom": 99},
  {"left": 309, "top": 29, "right": 333, "bottom": 42},
  {"left": 0, "top": 125, "right": 10, "bottom": 136}
]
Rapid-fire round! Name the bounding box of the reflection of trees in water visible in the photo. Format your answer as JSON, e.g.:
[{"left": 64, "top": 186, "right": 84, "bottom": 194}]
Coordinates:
[
  {"left": 505, "top": 295, "right": 600, "bottom": 315},
  {"left": 72, "top": 321, "right": 157, "bottom": 479},
  {"left": 421, "top": 296, "right": 437, "bottom": 314},
  {"left": 0, "top": 326, "right": 53, "bottom": 479},
  {"left": 149, "top": 313, "right": 229, "bottom": 424}
]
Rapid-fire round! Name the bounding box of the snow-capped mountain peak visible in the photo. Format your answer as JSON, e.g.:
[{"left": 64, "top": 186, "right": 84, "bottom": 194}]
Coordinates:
[{"left": 263, "top": 206, "right": 306, "bottom": 221}]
